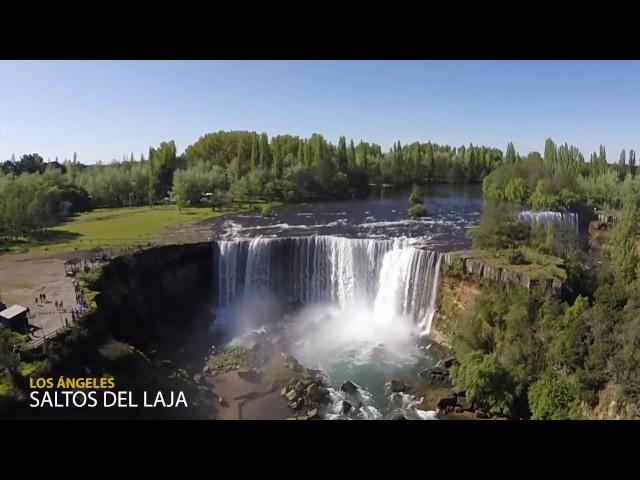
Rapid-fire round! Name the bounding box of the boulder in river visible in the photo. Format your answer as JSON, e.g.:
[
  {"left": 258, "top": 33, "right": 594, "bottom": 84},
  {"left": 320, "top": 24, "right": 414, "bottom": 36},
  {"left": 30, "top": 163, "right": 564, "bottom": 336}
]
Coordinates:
[
  {"left": 452, "top": 386, "right": 467, "bottom": 397},
  {"left": 390, "top": 379, "right": 412, "bottom": 393},
  {"left": 306, "top": 382, "right": 327, "bottom": 402},
  {"left": 430, "top": 365, "right": 448, "bottom": 377},
  {"left": 475, "top": 409, "right": 489, "bottom": 419},
  {"left": 457, "top": 396, "right": 473, "bottom": 412},
  {"left": 390, "top": 413, "right": 408, "bottom": 420},
  {"left": 341, "top": 400, "right": 352, "bottom": 415},
  {"left": 237, "top": 367, "right": 262, "bottom": 382},
  {"left": 442, "top": 356, "right": 457, "bottom": 369},
  {"left": 285, "top": 389, "right": 298, "bottom": 402},
  {"left": 436, "top": 395, "right": 458, "bottom": 410},
  {"left": 317, "top": 387, "right": 331, "bottom": 404},
  {"left": 340, "top": 380, "right": 359, "bottom": 395}
]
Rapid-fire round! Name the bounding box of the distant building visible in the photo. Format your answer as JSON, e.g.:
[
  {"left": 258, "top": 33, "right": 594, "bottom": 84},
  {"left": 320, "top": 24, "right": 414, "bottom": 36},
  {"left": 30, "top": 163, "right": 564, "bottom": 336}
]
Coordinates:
[{"left": 0, "top": 305, "right": 28, "bottom": 333}]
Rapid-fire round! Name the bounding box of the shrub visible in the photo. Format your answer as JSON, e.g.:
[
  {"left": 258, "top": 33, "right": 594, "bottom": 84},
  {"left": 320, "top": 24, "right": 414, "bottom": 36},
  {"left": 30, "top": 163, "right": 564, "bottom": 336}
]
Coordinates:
[
  {"left": 528, "top": 371, "right": 581, "bottom": 419},
  {"left": 507, "top": 248, "right": 527, "bottom": 265},
  {"left": 443, "top": 256, "right": 467, "bottom": 279},
  {"left": 260, "top": 204, "right": 273, "bottom": 217},
  {"left": 408, "top": 203, "right": 427, "bottom": 218},
  {"left": 451, "top": 351, "right": 516, "bottom": 417},
  {"left": 409, "top": 183, "right": 422, "bottom": 205}
]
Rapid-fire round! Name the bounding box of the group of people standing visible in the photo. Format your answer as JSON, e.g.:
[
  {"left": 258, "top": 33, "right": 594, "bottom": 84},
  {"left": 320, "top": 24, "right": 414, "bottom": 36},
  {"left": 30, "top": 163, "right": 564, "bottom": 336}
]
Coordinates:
[{"left": 30, "top": 272, "right": 88, "bottom": 334}]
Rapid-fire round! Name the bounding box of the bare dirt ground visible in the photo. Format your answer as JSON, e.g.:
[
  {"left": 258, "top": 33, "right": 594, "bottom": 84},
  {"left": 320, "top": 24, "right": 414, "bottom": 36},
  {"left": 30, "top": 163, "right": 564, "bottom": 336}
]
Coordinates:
[{"left": 0, "top": 250, "right": 102, "bottom": 343}]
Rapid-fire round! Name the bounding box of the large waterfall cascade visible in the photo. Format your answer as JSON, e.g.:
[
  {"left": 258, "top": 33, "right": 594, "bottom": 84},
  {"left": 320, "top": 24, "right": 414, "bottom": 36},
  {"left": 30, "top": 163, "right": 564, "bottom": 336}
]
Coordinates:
[
  {"left": 515, "top": 210, "right": 579, "bottom": 233},
  {"left": 216, "top": 236, "right": 443, "bottom": 334}
]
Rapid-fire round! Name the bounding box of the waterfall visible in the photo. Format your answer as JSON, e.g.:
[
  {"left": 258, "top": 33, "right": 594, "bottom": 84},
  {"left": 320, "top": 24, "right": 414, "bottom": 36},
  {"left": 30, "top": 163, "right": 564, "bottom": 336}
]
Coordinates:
[
  {"left": 371, "top": 247, "right": 442, "bottom": 333},
  {"left": 515, "top": 210, "right": 579, "bottom": 233},
  {"left": 215, "top": 235, "right": 442, "bottom": 334}
]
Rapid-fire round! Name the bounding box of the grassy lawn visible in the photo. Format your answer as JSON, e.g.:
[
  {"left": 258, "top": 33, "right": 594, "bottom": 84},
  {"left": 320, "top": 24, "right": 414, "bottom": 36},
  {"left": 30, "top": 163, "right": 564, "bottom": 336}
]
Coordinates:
[{"left": 2, "top": 204, "right": 255, "bottom": 255}]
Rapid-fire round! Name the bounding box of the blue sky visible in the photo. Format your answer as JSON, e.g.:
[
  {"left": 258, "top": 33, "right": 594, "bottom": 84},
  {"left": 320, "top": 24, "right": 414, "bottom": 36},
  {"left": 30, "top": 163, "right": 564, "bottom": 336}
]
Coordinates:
[{"left": 1, "top": 60, "right": 639, "bottom": 164}]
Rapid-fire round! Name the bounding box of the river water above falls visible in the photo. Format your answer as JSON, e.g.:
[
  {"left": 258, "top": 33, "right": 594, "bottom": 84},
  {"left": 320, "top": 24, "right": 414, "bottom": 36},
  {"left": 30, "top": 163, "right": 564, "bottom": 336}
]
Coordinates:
[
  {"left": 213, "top": 184, "right": 483, "bottom": 250},
  {"left": 208, "top": 185, "right": 484, "bottom": 419}
]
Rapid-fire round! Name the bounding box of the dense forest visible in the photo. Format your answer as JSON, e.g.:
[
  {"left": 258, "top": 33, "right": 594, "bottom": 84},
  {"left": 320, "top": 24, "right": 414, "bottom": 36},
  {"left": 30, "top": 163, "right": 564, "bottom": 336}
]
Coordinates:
[
  {"left": 1, "top": 132, "right": 636, "bottom": 248},
  {"left": 0, "top": 131, "right": 505, "bottom": 241},
  {"left": 445, "top": 138, "right": 640, "bottom": 419}
]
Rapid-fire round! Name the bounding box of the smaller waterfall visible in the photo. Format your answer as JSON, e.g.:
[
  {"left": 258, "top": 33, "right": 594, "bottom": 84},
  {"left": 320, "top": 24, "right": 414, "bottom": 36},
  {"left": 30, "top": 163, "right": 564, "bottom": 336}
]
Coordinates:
[{"left": 515, "top": 210, "right": 579, "bottom": 233}]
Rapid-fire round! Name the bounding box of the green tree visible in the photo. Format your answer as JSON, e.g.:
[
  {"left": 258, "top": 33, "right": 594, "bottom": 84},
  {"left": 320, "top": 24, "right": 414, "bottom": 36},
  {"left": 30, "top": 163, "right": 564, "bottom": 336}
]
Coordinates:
[
  {"left": 504, "top": 177, "right": 529, "bottom": 204},
  {"left": 611, "top": 190, "right": 640, "bottom": 283},
  {"left": 619, "top": 149, "right": 627, "bottom": 167},
  {"left": 251, "top": 134, "right": 259, "bottom": 170},
  {"left": 425, "top": 143, "right": 435, "bottom": 182},
  {"left": 544, "top": 138, "right": 557, "bottom": 172},
  {"left": 296, "top": 140, "right": 304, "bottom": 167},
  {"left": 409, "top": 183, "right": 422, "bottom": 205},
  {"left": 528, "top": 371, "right": 581, "bottom": 419},
  {"left": 451, "top": 351, "right": 516, "bottom": 417},
  {"left": 410, "top": 143, "right": 422, "bottom": 180},
  {"left": 348, "top": 139, "right": 356, "bottom": 170},
  {"left": 259, "top": 133, "right": 272, "bottom": 170},
  {"left": 505, "top": 142, "right": 517, "bottom": 164},
  {"left": 337, "top": 136, "right": 348, "bottom": 173},
  {"left": 272, "top": 138, "right": 283, "bottom": 178},
  {"left": 529, "top": 180, "right": 548, "bottom": 210},
  {"left": 148, "top": 140, "right": 179, "bottom": 200}
]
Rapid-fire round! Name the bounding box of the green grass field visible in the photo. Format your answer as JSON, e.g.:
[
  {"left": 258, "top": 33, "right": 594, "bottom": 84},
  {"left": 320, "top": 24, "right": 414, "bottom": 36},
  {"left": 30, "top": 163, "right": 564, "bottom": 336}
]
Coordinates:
[
  {"left": 3, "top": 204, "right": 254, "bottom": 255},
  {"left": 471, "top": 247, "right": 567, "bottom": 282}
]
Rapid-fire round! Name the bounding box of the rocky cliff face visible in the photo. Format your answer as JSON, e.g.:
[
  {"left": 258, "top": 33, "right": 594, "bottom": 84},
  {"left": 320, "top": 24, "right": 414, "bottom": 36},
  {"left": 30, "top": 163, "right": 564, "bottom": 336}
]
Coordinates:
[
  {"left": 588, "top": 219, "right": 614, "bottom": 258},
  {"left": 430, "top": 275, "right": 481, "bottom": 349},
  {"left": 581, "top": 383, "right": 639, "bottom": 420},
  {"left": 443, "top": 251, "right": 564, "bottom": 295},
  {"left": 92, "top": 242, "right": 215, "bottom": 353},
  {"left": 2, "top": 242, "right": 218, "bottom": 419}
]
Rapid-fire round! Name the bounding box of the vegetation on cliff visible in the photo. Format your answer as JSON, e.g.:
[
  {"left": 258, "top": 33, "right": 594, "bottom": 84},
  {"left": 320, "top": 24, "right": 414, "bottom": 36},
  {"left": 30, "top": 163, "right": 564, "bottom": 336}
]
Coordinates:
[{"left": 448, "top": 153, "right": 640, "bottom": 418}]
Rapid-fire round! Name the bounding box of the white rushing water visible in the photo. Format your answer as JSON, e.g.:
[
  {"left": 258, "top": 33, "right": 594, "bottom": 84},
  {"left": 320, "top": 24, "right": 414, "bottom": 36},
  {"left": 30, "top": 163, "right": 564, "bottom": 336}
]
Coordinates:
[
  {"left": 515, "top": 210, "right": 579, "bottom": 233},
  {"left": 215, "top": 235, "right": 442, "bottom": 335}
]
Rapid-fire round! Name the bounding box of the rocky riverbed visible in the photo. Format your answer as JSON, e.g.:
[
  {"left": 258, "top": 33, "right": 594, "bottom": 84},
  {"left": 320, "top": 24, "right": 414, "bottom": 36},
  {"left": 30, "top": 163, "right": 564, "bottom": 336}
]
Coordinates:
[
  {"left": 201, "top": 326, "right": 333, "bottom": 420},
  {"left": 200, "top": 322, "right": 489, "bottom": 420}
]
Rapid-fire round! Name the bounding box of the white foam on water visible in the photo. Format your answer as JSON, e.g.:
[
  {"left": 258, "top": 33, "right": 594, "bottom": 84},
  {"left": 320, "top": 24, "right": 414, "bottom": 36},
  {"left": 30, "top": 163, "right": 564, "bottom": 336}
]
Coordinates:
[{"left": 416, "top": 409, "right": 438, "bottom": 420}]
